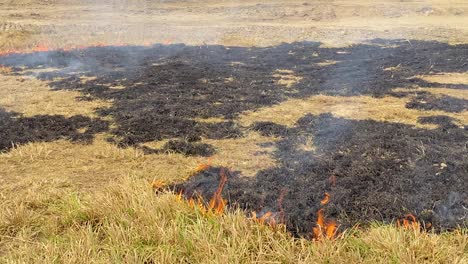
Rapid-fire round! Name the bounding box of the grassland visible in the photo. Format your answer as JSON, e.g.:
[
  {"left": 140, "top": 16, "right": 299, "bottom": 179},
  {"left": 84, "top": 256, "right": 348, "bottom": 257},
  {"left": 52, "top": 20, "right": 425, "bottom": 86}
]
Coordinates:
[{"left": 0, "top": 0, "right": 467, "bottom": 263}]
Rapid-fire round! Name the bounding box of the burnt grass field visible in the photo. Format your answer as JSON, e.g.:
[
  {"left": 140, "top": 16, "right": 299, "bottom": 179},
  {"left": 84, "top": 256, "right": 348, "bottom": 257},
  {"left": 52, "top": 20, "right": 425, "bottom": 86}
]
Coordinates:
[{"left": 0, "top": 39, "right": 467, "bottom": 236}]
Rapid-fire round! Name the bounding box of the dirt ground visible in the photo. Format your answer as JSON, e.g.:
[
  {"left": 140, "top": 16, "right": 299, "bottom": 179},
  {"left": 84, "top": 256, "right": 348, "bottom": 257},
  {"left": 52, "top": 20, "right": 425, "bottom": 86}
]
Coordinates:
[{"left": 0, "top": 0, "right": 467, "bottom": 236}]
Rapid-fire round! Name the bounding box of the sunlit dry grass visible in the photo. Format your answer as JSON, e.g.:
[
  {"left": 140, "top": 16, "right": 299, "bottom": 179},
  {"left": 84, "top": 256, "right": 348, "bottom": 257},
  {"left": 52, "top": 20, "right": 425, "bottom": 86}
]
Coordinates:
[
  {"left": 1, "top": 1, "right": 468, "bottom": 261},
  {"left": 238, "top": 94, "right": 467, "bottom": 128},
  {"left": 0, "top": 130, "right": 277, "bottom": 193},
  {"left": 0, "top": 75, "right": 111, "bottom": 117},
  {"left": 418, "top": 73, "right": 468, "bottom": 85},
  {"left": 0, "top": 176, "right": 466, "bottom": 263}
]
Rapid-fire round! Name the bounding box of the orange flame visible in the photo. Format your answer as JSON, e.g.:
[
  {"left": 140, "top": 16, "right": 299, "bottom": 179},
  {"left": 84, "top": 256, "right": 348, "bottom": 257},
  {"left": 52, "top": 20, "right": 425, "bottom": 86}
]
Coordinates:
[
  {"left": 312, "top": 208, "right": 337, "bottom": 240},
  {"left": 194, "top": 157, "right": 213, "bottom": 174},
  {"left": 177, "top": 168, "right": 229, "bottom": 216},
  {"left": 0, "top": 41, "right": 156, "bottom": 57},
  {"left": 320, "top": 192, "right": 330, "bottom": 206},
  {"left": 397, "top": 214, "right": 420, "bottom": 230},
  {"left": 251, "top": 189, "right": 287, "bottom": 227},
  {"left": 251, "top": 211, "right": 278, "bottom": 227},
  {"left": 208, "top": 168, "right": 228, "bottom": 214},
  {"left": 313, "top": 191, "right": 338, "bottom": 240},
  {"left": 151, "top": 179, "right": 166, "bottom": 190}
]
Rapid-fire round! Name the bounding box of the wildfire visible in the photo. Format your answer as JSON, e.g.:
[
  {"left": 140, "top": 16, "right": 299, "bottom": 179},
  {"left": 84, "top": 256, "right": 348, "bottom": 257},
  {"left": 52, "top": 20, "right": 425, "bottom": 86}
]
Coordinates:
[
  {"left": 193, "top": 157, "right": 213, "bottom": 174},
  {"left": 320, "top": 192, "right": 330, "bottom": 205},
  {"left": 313, "top": 209, "right": 338, "bottom": 240},
  {"left": 0, "top": 41, "right": 154, "bottom": 57},
  {"left": 251, "top": 189, "right": 287, "bottom": 227},
  {"left": 151, "top": 179, "right": 166, "bottom": 191},
  {"left": 397, "top": 214, "right": 420, "bottom": 230},
  {"left": 313, "top": 181, "right": 338, "bottom": 240},
  {"left": 207, "top": 168, "right": 228, "bottom": 214},
  {"left": 180, "top": 168, "right": 229, "bottom": 216}
]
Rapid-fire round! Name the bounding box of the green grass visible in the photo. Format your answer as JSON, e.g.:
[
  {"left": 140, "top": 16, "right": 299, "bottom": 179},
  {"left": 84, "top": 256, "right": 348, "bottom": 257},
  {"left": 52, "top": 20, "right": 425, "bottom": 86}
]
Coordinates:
[{"left": 1, "top": 176, "right": 466, "bottom": 263}]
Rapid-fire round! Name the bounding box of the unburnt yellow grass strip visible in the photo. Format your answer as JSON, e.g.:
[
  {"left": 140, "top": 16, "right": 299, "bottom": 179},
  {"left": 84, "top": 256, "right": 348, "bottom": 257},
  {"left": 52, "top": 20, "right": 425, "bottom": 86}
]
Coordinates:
[
  {"left": 0, "top": 177, "right": 466, "bottom": 263},
  {"left": 238, "top": 94, "right": 468, "bottom": 129},
  {"left": 0, "top": 131, "right": 277, "bottom": 191},
  {"left": 0, "top": 74, "right": 111, "bottom": 117}
]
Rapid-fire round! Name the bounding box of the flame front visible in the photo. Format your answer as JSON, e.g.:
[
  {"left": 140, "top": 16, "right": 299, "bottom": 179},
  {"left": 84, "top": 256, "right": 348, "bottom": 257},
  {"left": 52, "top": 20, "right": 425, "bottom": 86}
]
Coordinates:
[
  {"left": 397, "top": 213, "right": 420, "bottom": 230},
  {"left": 312, "top": 208, "right": 337, "bottom": 240},
  {"left": 313, "top": 186, "right": 338, "bottom": 240},
  {"left": 208, "top": 168, "right": 228, "bottom": 214},
  {"left": 0, "top": 41, "right": 154, "bottom": 57},
  {"left": 193, "top": 157, "right": 213, "bottom": 174}
]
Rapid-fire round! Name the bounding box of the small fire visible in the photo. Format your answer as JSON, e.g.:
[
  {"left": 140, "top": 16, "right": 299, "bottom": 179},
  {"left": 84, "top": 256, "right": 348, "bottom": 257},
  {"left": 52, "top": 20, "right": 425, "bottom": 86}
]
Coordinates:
[
  {"left": 180, "top": 168, "right": 229, "bottom": 216},
  {"left": 251, "top": 189, "right": 287, "bottom": 227},
  {"left": 207, "top": 168, "right": 228, "bottom": 214},
  {"left": 251, "top": 211, "right": 274, "bottom": 225},
  {"left": 313, "top": 191, "right": 338, "bottom": 240},
  {"left": 397, "top": 214, "right": 420, "bottom": 230},
  {"left": 193, "top": 157, "right": 213, "bottom": 174},
  {"left": 151, "top": 179, "right": 166, "bottom": 191},
  {"left": 312, "top": 208, "right": 337, "bottom": 240},
  {"left": 320, "top": 192, "right": 330, "bottom": 206},
  {"left": 0, "top": 41, "right": 156, "bottom": 57},
  {"left": 277, "top": 189, "right": 287, "bottom": 224}
]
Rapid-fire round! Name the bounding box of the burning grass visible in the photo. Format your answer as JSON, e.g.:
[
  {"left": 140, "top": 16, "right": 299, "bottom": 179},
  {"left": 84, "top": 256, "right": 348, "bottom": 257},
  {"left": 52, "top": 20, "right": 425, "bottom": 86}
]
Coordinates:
[
  {"left": 0, "top": 39, "right": 466, "bottom": 237},
  {"left": 0, "top": 176, "right": 466, "bottom": 263},
  {"left": 0, "top": 0, "right": 467, "bottom": 262}
]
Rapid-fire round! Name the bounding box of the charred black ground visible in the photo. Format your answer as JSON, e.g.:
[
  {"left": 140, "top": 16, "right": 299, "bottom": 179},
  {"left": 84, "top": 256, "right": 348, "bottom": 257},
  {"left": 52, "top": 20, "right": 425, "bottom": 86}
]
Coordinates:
[
  {"left": 0, "top": 39, "right": 466, "bottom": 235},
  {"left": 0, "top": 108, "right": 108, "bottom": 151},
  {"left": 175, "top": 114, "right": 467, "bottom": 236}
]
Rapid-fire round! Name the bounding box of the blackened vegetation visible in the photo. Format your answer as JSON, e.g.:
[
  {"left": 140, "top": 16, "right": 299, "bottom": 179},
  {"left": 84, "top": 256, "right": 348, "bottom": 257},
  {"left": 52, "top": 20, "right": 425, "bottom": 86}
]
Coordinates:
[
  {"left": 251, "top": 121, "right": 290, "bottom": 137},
  {"left": 0, "top": 39, "right": 467, "bottom": 234},
  {"left": 418, "top": 115, "right": 462, "bottom": 130},
  {"left": 0, "top": 108, "right": 108, "bottom": 152},
  {"left": 177, "top": 114, "right": 467, "bottom": 236},
  {"left": 161, "top": 140, "right": 215, "bottom": 157},
  {"left": 406, "top": 92, "right": 467, "bottom": 113},
  {"left": 1, "top": 39, "right": 466, "bottom": 149}
]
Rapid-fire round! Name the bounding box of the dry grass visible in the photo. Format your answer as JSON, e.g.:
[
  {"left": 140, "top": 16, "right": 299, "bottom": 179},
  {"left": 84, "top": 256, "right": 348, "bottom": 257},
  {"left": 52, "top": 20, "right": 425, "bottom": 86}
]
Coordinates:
[
  {"left": 418, "top": 73, "right": 468, "bottom": 85},
  {"left": 272, "top": 69, "right": 303, "bottom": 89},
  {"left": 238, "top": 94, "right": 468, "bottom": 129},
  {"left": 1, "top": 1, "right": 468, "bottom": 262},
  {"left": 0, "top": 130, "right": 277, "bottom": 192},
  {"left": 0, "top": 75, "right": 111, "bottom": 117},
  {"left": 392, "top": 87, "right": 468, "bottom": 101},
  {"left": 0, "top": 176, "right": 466, "bottom": 263}
]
